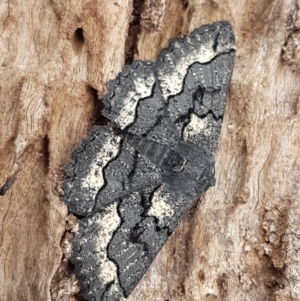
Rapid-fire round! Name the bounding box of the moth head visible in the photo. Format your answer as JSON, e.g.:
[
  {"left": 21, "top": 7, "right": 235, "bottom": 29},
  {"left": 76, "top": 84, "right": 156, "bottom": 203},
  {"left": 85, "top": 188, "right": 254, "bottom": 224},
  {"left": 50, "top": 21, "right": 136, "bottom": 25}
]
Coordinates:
[{"left": 162, "top": 150, "right": 187, "bottom": 173}]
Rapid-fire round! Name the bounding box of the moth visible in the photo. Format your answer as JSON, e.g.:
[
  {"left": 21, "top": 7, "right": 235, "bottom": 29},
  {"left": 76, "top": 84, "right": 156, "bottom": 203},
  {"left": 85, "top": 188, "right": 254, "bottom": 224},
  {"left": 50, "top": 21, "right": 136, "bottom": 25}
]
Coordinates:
[{"left": 62, "top": 21, "right": 235, "bottom": 301}]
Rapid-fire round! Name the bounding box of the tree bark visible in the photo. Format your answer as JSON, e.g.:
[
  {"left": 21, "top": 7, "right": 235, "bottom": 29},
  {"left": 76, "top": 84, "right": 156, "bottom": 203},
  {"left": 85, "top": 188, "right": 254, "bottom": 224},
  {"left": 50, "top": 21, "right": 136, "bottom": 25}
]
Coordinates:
[{"left": 1, "top": 1, "right": 300, "bottom": 301}]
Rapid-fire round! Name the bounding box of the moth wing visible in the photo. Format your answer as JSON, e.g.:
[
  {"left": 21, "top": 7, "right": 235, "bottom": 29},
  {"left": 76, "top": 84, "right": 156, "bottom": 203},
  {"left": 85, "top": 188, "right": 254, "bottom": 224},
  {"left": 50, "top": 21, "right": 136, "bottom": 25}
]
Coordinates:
[
  {"left": 71, "top": 203, "right": 125, "bottom": 301},
  {"left": 72, "top": 186, "right": 186, "bottom": 300},
  {"left": 62, "top": 126, "right": 121, "bottom": 216},
  {"left": 155, "top": 21, "right": 235, "bottom": 153},
  {"left": 101, "top": 61, "right": 156, "bottom": 131},
  {"left": 62, "top": 126, "right": 164, "bottom": 216},
  {"left": 102, "top": 60, "right": 180, "bottom": 147}
]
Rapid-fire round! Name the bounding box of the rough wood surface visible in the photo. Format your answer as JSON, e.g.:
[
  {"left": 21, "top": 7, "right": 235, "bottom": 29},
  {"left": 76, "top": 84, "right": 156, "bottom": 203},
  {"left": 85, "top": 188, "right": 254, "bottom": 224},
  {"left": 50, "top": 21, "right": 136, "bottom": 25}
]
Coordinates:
[{"left": 0, "top": 1, "right": 300, "bottom": 301}]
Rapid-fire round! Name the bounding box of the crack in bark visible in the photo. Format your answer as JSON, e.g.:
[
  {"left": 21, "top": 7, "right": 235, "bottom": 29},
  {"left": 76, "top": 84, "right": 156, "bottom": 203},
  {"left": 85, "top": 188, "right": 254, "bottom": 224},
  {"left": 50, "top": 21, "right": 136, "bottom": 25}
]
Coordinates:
[{"left": 125, "top": 0, "right": 146, "bottom": 64}]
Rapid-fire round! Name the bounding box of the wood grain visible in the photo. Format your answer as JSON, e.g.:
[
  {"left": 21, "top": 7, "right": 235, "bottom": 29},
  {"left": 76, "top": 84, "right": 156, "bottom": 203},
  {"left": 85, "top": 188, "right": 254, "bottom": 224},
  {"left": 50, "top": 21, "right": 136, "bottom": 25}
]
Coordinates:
[{"left": 0, "top": 1, "right": 300, "bottom": 300}]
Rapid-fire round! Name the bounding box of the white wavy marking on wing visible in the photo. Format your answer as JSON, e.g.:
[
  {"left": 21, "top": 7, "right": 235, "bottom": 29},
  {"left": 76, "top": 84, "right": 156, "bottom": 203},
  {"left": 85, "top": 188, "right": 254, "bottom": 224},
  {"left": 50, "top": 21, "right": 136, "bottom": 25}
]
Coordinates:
[
  {"left": 81, "top": 135, "right": 121, "bottom": 200},
  {"left": 183, "top": 113, "right": 211, "bottom": 141},
  {"left": 148, "top": 186, "right": 174, "bottom": 226},
  {"left": 92, "top": 203, "right": 123, "bottom": 298},
  {"left": 157, "top": 36, "right": 235, "bottom": 100},
  {"left": 116, "top": 73, "right": 155, "bottom": 129}
]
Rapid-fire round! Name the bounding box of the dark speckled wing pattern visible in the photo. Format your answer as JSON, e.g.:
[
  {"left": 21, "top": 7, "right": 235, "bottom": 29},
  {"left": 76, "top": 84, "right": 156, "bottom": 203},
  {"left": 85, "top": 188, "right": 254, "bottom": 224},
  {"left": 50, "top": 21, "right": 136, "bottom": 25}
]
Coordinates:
[{"left": 62, "top": 21, "right": 235, "bottom": 301}]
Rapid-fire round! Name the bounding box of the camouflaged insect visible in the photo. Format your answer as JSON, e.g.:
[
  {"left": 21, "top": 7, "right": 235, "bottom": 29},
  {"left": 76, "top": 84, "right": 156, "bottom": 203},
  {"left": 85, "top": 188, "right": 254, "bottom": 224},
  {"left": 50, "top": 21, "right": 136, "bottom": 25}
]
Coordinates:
[{"left": 62, "top": 21, "right": 235, "bottom": 301}]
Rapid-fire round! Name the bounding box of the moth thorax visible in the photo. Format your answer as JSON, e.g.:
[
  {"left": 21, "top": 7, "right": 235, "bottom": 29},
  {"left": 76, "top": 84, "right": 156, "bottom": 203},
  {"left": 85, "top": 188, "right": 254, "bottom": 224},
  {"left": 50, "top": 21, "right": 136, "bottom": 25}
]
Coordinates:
[{"left": 125, "top": 133, "right": 185, "bottom": 170}]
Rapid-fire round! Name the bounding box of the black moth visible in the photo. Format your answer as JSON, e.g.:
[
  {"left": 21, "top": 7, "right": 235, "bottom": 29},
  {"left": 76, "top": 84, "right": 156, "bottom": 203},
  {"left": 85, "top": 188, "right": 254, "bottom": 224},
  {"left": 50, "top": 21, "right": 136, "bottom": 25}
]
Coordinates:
[{"left": 62, "top": 21, "right": 235, "bottom": 301}]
